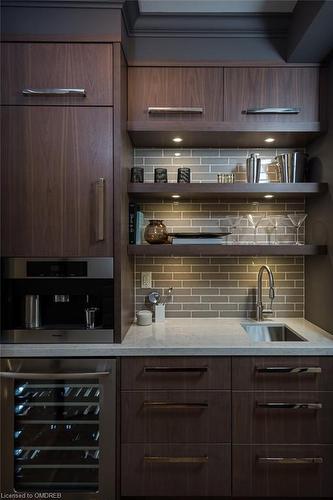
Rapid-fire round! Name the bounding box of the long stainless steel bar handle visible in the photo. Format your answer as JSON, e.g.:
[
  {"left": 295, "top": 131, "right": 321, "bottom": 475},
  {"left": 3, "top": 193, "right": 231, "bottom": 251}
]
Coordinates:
[
  {"left": 257, "top": 457, "right": 323, "bottom": 465},
  {"left": 95, "top": 178, "right": 105, "bottom": 242},
  {"left": 244, "top": 107, "right": 300, "bottom": 114},
  {"left": 148, "top": 106, "right": 203, "bottom": 114},
  {"left": 256, "top": 402, "right": 322, "bottom": 410},
  {"left": 144, "top": 456, "right": 208, "bottom": 464},
  {"left": 144, "top": 366, "right": 208, "bottom": 373},
  {"left": 256, "top": 366, "right": 321, "bottom": 374},
  {"left": 144, "top": 401, "right": 208, "bottom": 409},
  {"left": 22, "top": 88, "right": 86, "bottom": 97},
  {"left": 0, "top": 372, "right": 110, "bottom": 379}
]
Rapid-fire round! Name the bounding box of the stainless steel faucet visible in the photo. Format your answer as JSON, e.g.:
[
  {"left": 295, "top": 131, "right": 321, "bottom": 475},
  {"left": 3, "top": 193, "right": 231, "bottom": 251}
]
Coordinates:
[{"left": 256, "top": 265, "right": 275, "bottom": 321}]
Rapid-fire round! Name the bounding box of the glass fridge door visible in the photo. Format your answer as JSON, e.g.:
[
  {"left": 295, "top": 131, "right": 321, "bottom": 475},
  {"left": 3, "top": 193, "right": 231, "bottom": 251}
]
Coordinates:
[{"left": 0, "top": 359, "right": 116, "bottom": 500}]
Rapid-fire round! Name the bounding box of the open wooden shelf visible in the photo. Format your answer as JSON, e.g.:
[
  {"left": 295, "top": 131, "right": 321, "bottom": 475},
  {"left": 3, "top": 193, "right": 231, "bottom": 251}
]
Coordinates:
[
  {"left": 128, "top": 182, "right": 327, "bottom": 200},
  {"left": 128, "top": 244, "right": 327, "bottom": 257}
]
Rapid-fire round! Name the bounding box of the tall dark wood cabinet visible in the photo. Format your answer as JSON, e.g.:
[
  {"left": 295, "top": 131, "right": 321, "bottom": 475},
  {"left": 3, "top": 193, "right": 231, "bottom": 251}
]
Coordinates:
[
  {"left": 1, "top": 42, "right": 114, "bottom": 257},
  {"left": 2, "top": 106, "right": 113, "bottom": 257}
]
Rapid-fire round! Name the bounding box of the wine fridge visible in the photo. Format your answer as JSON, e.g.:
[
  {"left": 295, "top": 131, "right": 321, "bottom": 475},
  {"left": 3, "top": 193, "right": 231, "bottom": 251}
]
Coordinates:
[{"left": 0, "top": 358, "right": 116, "bottom": 499}]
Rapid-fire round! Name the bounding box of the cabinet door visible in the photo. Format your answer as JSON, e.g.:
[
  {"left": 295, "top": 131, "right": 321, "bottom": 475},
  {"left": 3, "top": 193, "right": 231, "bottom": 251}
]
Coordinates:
[
  {"left": 2, "top": 106, "right": 113, "bottom": 257},
  {"left": 224, "top": 67, "right": 319, "bottom": 124},
  {"left": 122, "top": 443, "right": 231, "bottom": 497},
  {"left": 128, "top": 67, "right": 224, "bottom": 123},
  {"left": 233, "top": 444, "right": 333, "bottom": 497},
  {"left": 1, "top": 43, "right": 113, "bottom": 106}
]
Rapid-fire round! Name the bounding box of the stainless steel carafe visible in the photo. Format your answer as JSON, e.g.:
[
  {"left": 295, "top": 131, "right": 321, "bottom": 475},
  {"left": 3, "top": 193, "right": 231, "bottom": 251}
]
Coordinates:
[
  {"left": 25, "top": 294, "right": 41, "bottom": 329},
  {"left": 274, "top": 152, "right": 308, "bottom": 183},
  {"left": 246, "top": 154, "right": 261, "bottom": 183}
]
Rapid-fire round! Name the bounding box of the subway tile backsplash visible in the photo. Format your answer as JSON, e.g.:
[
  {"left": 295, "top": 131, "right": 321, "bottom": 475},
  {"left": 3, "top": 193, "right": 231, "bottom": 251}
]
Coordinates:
[{"left": 134, "top": 148, "right": 305, "bottom": 319}]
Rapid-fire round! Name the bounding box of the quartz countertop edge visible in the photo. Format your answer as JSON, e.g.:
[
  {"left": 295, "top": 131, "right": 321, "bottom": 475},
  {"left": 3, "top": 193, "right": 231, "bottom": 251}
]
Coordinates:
[{"left": 1, "top": 318, "right": 333, "bottom": 357}]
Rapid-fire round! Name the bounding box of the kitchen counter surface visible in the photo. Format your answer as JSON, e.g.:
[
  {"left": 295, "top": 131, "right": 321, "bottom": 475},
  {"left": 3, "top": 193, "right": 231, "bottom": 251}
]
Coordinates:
[{"left": 1, "top": 318, "right": 333, "bottom": 357}]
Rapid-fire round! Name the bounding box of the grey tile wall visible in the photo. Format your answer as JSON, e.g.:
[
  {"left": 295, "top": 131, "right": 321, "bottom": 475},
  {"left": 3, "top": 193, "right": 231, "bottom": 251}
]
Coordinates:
[{"left": 134, "top": 148, "right": 305, "bottom": 319}]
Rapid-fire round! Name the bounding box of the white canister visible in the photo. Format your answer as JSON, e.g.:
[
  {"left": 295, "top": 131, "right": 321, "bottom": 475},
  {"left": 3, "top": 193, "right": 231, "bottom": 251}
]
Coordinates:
[
  {"left": 136, "top": 309, "right": 153, "bottom": 326},
  {"left": 154, "top": 304, "right": 166, "bottom": 323}
]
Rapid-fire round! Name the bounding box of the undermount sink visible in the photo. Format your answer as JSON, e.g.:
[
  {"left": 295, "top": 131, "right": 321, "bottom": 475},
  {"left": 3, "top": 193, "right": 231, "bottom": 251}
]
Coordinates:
[{"left": 242, "top": 323, "right": 307, "bottom": 342}]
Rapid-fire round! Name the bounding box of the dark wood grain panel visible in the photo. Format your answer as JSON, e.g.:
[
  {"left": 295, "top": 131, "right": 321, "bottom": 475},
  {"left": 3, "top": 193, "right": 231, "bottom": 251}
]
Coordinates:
[
  {"left": 224, "top": 67, "right": 319, "bottom": 124},
  {"left": 232, "top": 357, "right": 333, "bottom": 391},
  {"left": 233, "top": 444, "right": 333, "bottom": 497},
  {"left": 121, "top": 357, "right": 231, "bottom": 391},
  {"left": 128, "top": 67, "right": 224, "bottom": 123},
  {"left": 1, "top": 106, "right": 113, "bottom": 257},
  {"left": 1, "top": 43, "right": 113, "bottom": 106},
  {"left": 122, "top": 390, "right": 231, "bottom": 444},
  {"left": 233, "top": 391, "right": 333, "bottom": 444},
  {"left": 121, "top": 443, "right": 231, "bottom": 497}
]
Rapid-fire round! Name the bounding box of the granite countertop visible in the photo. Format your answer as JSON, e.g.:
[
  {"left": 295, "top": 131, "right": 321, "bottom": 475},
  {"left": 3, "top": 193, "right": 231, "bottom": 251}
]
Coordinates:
[{"left": 1, "top": 318, "right": 333, "bottom": 357}]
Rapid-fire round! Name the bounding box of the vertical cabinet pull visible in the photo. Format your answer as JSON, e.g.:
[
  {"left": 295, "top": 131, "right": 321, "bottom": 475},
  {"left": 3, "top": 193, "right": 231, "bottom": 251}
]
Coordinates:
[
  {"left": 256, "top": 366, "right": 321, "bottom": 374},
  {"left": 22, "top": 88, "right": 86, "bottom": 97},
  {"left": 95, "top": 178, "right": 105, "bottom": 242}
]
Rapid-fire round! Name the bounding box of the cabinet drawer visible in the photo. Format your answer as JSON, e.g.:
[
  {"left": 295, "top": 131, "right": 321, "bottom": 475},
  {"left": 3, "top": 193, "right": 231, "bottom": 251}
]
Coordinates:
[
  {"left": 122, "top": 390, "right": 230, "bottom": 444},
  {"left": 1, "top": 43, "right": 113, "bottom": 106},
  {"left": 224, "top": 67, "right": 319, "bottom": 124},
  {"left": 122, "top": 443, "right": 231, "bottom": 496},
  {"left": 233, "top": 444, "right": 333, "bottom": 497},
  {"left": 121, "top": 357, "right": 230, "bottom": 390},
  {"left": 128, "top": 67, "right": 224, "bottom": 123},
  {"left": 233, "top": 392, "right": 333, "bottom": 444},
  {"left": 232, "top": 357, "right": 333, "bottom": 391}
]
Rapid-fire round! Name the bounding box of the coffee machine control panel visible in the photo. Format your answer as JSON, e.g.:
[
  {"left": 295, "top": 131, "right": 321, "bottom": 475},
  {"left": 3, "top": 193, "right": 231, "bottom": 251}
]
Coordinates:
[{"left": 27, "top": 261, "right": 88, "bottom": 278}]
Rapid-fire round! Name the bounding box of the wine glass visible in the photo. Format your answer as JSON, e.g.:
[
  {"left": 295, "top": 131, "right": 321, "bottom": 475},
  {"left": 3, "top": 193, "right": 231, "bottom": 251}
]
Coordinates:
[
  {"left": 287, "top": 214, "right": 308, "bottom": 245},
  {"left": 246, "top": 214, "right": 264, "bottom": 244},
  {"left": 266, "top": 215, "right": 284, "bottom": 245},
  {"left": 223, "top": 216, "right": 244, "bottom": 244}
]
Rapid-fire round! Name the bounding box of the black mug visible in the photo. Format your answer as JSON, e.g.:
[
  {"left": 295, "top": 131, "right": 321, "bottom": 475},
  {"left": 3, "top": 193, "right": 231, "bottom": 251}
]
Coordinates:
[
  {"left": 154, "top": 168, "right": 168, "bottom": 183},
  {"left": 131, "top": 167, "right": 144, "bottom": 183},
  {"left": 177, "top": 167, "right": 191, "bottom": 183}
]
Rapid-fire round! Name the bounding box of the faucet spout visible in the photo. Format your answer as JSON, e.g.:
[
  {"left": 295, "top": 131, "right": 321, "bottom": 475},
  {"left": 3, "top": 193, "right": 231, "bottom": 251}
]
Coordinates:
[{"left": 256, "top": 265, "right": 275, "bottom": 322}]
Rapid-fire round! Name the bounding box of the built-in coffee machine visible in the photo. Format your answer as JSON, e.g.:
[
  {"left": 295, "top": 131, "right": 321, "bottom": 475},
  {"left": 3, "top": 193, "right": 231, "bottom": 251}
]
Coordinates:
[{"left": 1, "top": 258, "right": 114, "bottom": 343}]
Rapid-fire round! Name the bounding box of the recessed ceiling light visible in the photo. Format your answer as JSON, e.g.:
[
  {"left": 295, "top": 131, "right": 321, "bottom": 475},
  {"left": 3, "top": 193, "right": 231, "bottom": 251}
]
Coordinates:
[
  {"left": 172, "top": 137, "right": 183, "bottom": 143},
  {"left": 171, "top": 194, "right": 181, "bottom": 199},
  {"left": 264, "top": 194, "right": 274, "bottom": 199},
  {"left": 174, "top": 152, "right": 181, "bottom": 157},
  {"left": 264, "top": 137, "right": 275, "bottom": 143}
]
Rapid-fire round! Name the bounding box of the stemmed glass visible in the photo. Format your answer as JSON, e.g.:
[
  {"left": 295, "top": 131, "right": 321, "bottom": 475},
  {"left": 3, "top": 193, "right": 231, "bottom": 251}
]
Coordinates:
[
  {"left": 247, "top": 214, "right": 264, "bottom": 244},
  {"left": 266, "top": 215, "right": 284, "bottom": 245},
  {"left": 223, "top": 216, "right": 244, "bottom": 244},
  {"left": 287, "top": 214, "right": 308, "bottom": 245}
]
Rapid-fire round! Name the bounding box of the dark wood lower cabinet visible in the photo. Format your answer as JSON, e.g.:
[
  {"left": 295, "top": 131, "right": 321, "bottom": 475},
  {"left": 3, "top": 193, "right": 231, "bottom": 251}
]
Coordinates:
[
  {"left": 122, "top": 390, "right": 231, "bottom": 443},
  {"left": 233, "top": 445, "right": 333, "bottom": 497},
  {"left": 121, "top": 444, "right": 231, "bottom": 497},
  {"left": 233, "top": 391, "right": 333, "bottom": 444}
]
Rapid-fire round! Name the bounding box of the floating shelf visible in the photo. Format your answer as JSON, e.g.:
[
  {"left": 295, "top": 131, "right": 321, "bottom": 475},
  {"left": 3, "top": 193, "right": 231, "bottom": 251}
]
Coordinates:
[
  {"left": 128, "top": 182, "right": 327, "bottom": 200},
  {"left": 128, "top": 244, "right": 327, "bottom": 257}
]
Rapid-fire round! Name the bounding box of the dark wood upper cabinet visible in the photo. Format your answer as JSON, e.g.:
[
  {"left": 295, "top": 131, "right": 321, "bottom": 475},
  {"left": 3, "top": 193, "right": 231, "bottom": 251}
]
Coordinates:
[
  {"left": 1, "top": 43, "right": 113, "bottom": 106},
  {"left": 128, "top": 67, "right": 224, "bottom": 123},
  {"left": 2, "top": 106, "right": 113, "bottom": 257},
  {"left": 224, "top": 67, "right": 320, "bottom": 124}
]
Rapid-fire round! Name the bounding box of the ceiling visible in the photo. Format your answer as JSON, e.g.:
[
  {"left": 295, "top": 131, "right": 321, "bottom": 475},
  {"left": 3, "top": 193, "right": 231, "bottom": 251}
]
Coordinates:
[{"left": 138, "top": 0, "right": 297, "bottom": 14}]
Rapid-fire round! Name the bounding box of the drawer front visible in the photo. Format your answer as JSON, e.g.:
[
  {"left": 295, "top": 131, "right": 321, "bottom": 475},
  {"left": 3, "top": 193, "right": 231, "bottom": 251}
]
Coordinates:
[
  {"left": 233, "top": 392, "right": 333, "bottom": 444},
  {"left": 1, "top": 43, "right": 113, "bottom": 106},
  {"left": 233, "top": 444, "right": 333, "bottom": 497},
  {"left": 224, "top": 67, "right": 319, "bottom": 124},
  {"left": 122, "top": 390, "right": 231, "bottom": 444},
  {"left": 121, "top": 357, "right": 230, "bottom": 390},
  {"left": 122, "top": 443, "right": 231, "bottom": 496},
  {"left": 232, "top": 357, "right": 333, "bottom": 391},
  {"left": 128, "top": 67, "right": 224, "bottom": 123}
]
